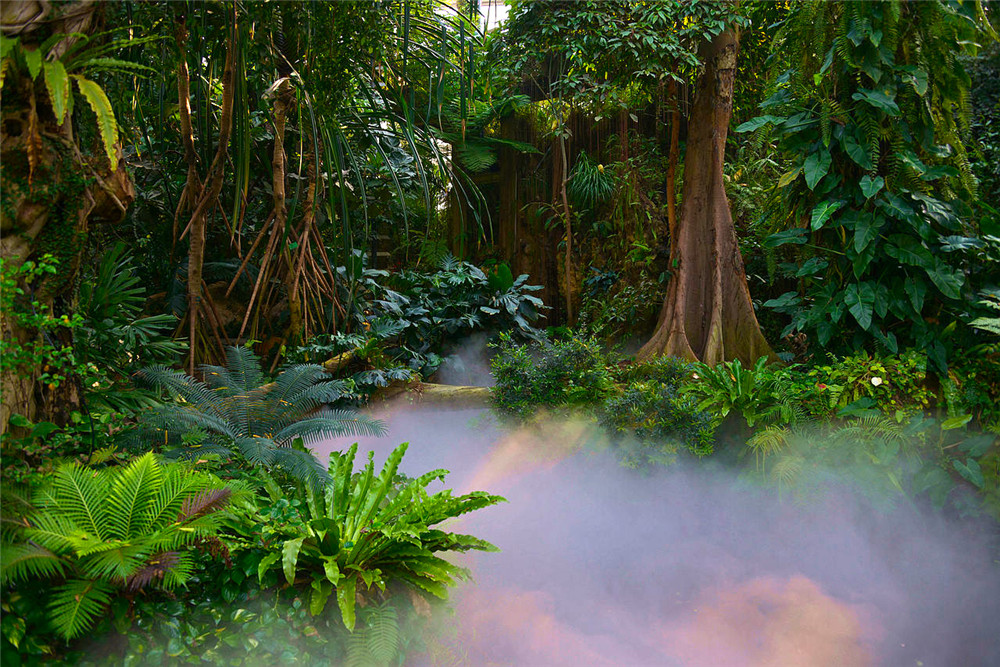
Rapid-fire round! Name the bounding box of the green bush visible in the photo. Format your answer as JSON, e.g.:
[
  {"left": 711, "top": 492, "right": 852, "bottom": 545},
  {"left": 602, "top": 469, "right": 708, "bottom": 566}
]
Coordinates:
[
  {"left": 489, "top": 333, "right": 614, "bottom": 418},
  {"left": 129, "top": 346, "right": 385, "bottom": 486},
  {"left": 601, "top": 381, "right": 717, "bottom": 465},
  {"left": 808, "top": 349, "right": 933, "bottom": 419}
]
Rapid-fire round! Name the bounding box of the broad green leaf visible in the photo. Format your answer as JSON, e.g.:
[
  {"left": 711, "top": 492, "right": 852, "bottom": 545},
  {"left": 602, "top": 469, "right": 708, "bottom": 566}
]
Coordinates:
[
  {"left": 803, "top": 149, "right": 831, "bottom": 190},
  {"left": 763, "top": 292, "right": 802, "bottom": 309},
  {"left": 337, "top": 575, "right": 357, "bottom": 631},
  {"left": 897, "top": 150, "right": 927, "bottom": 176},
  {"left": 310, "top": 579, "right": 333, "bottom": 616},
  {"left": 0, "top": 35, "right": 18, "bottom": 61},
  {"left": 23, "top": 47, "right": 42, "bottom": 80},
  {"left": 796, "top": 257, "right": 828, "bottom": 277},
  {"left": 764, "top": 228, "right": 808, "bottom": 248},
  {"left": 953, "top": 459, "right": 984, "bottom": 489},
  {"left": 844, "top": 282, "right": 875, "bottom": 330},
  {"left": 258, "top": 552, "right": 279, "bottom": 584},
  {"left": 72, "top": 75, "right": 118, "bottom": 168},
  {"left": 940, "top": 236, "right": 983, "bottom": 253},
  {"left": 852, "top": 88, "right": 899, "bottom": 115},
  {"left": 941, "top": 414, "right": 972, "bottom": 431},
  {"left": 43, "top": 60, "right": 70, "bottom": 124},
  {"left": 282, "top": 538, "right": 305, "bottom": 585},
  {"left": 853, "top": 214, "right": 882, "bottom": 253},
  {"left": 775, "top": 168, "right": 801, "bottom": 189},
  {"left": 926, "top": 260, "right": 963, "bottom": 300},
  {"left": 842, "top": 133, "right": 872, "bottom": 169},
  {"left": 810, "top": 200, "right": 843, "bottom": 230},
  {"left": 905, "top": 279, "right": 926, "bottom": 314},
  {"left": 859, "top": 175, "right": 884, "bottom": 199},
  {"left": 884, "top": 236, "right": 933, "bottom": 268},
  {"left": 735, "top": 115, "right": 785, "bottom": 133}
]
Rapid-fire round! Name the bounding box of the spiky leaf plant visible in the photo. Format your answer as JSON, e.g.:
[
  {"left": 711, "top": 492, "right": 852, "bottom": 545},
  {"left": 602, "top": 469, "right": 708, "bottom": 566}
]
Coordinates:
[
  {"left": 256, "top": 442, "right": 505, "bottom": 631},
  {"left": 0, "top": 454, "right": 231, "bottom": 640},
  {"left": 131, "top": 347, "right": 386, "bottom": 486}
]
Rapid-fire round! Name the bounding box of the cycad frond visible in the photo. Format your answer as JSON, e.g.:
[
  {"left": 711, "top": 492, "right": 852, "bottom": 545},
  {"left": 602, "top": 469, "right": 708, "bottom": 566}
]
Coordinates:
[
  {"left": 276, "top": 411, "right": 387, "bottom": 444},
  {"left": 49, "top": 579, "right": 114, "bottom": 640},
  {"left": 48, "top": 463, "right": 107, "bottom": 541},
  {"left": 0, "top": 544, "right": 66, "bottom": 584},
  {"left": 105, "top": 453, "right": 162, "bottom": 540},
  {"left": 224, "top": 346, "right": 265, "bottom": 393}
]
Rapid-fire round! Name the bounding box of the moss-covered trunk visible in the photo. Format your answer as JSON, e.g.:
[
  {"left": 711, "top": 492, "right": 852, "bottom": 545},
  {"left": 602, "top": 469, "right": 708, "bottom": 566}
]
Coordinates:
[{"left": 0, "top": 2, "right": 133, "bottom": 434}]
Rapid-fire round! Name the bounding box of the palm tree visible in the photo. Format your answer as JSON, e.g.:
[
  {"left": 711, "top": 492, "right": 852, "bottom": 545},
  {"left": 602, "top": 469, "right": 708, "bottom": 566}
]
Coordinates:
[{"left": 131, "top": 346, "right": 385, "bottom": 486}]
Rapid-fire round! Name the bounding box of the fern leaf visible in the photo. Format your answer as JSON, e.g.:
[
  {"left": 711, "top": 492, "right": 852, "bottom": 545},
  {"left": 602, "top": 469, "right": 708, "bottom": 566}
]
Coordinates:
[
  {"left": 71, "top": 74, "right": 118, "bottom": 167},
  {"left": 106, "top": 453, "right": 162, "bottom": 540},
  {"left": 363, "top": 603, "right": 400, "bottom": 664},
  {"left": 42, "top": 60, "right": 70, "bottom": 124},
  {"left": 125, "top": 551, "right": 180, "bottom": 591},
  {"left": 48, "top": 464, "right": 107, "bottom": 541}
]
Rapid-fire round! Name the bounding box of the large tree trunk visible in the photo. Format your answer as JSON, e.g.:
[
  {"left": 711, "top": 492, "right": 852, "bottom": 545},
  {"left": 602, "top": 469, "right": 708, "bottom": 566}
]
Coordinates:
[
  {"left": 637, "top": 29, "right": 772, "bottom": 366},
  {"left": 0, "top": 1, "right": 134, "bottom": 435}
]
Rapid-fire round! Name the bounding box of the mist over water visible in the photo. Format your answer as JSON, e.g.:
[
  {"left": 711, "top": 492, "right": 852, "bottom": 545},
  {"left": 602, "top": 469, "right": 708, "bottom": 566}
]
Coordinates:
[{"left": 315, "top": 406, "right": 1000, "bottom": 666}]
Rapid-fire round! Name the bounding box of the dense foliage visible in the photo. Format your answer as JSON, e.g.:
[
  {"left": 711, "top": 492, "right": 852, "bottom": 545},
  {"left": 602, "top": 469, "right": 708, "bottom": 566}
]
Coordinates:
[{"left": 2, "top": 0, "right": 998, "bottom": 663}]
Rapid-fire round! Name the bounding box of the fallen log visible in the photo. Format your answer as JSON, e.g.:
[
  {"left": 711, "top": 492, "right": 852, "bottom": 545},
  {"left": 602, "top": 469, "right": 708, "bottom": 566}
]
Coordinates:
[{"left": 372, "top": 381, "right": 492, "bottom": 408}]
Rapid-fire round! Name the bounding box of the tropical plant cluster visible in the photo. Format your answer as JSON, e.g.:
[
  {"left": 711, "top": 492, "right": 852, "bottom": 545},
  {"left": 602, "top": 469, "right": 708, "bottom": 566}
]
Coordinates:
[{"left": 2, "top": 0, "right": 999, "bottom": 663}]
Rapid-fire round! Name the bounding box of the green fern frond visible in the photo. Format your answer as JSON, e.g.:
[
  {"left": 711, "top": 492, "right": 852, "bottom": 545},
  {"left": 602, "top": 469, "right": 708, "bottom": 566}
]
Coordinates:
[{"left": 71, "top": 74, "right": 118, "bottom": 167}]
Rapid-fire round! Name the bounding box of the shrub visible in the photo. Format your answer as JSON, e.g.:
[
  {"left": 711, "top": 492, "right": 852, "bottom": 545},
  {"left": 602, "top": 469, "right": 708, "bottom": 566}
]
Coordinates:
[
  {"left": 808, "top": 349, "right": 933, "bottom": 419},
  {"left": 489, "top": 333, "right": 614, "bottom": 418},
  {"left": 601, "top": 381, "right": 716, "bottom": 465},
  {"left": 244, "top": 442, "right": 504, "bottom": 631}
]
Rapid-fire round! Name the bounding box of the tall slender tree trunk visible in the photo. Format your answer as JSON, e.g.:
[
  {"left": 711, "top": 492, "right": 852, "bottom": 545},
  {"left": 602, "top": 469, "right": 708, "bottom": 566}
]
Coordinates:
[
  {"left": 638, "top": 29, "right": 772, "bottom": 365},
  {"left": 176, "top": 13, "right": 237, "bottom": 372}
]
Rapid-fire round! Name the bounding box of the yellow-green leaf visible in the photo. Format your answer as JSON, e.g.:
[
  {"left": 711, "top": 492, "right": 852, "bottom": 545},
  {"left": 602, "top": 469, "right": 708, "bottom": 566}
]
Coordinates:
[
  {"left": 43, "top": 60, "right": 70, "bottom": 124},
  {"left": 71, "top": 74, "right": 118, "bottom": 168}
]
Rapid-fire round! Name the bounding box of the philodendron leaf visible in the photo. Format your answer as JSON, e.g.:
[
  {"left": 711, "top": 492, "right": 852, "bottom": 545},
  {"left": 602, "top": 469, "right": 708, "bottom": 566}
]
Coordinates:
[
  {"left": 844, "top": 282, "right": 875, "bottom": 330},
  {"left": 852, "top": 88, "right": 899, "bottom": 115},
  {"left": 803, "top": 149, "right": 832, "bottom": 190},
  {"left": 764, "top": 228, "right": 809, "bottom": 248},
  {"left": 843, "top": 133, "right": 872, "bottom": 169},
  {"left": 859, "top": 175, "right": 884, "bottom": 199},
  {"left": 953, "top": 459, "right": 984, "bottom": 489},
  {"left": 810, "top": 200, "right": 844, "bottom": 230},
  {"left": 735, "top": 115, "right": 786, "bottom": 133}
]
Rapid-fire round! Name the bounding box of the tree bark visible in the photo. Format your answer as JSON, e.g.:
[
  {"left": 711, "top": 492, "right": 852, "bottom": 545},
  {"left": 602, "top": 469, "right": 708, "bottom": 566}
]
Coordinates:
[
  {"left": 1, "top": 1, "right": 134, "bottom": 434},
  {"left": 179, "top": 14, "right": 237, "bottom": 372},
  {"left": 638, "top": 29, "right": 773, "bottom": 366}
]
